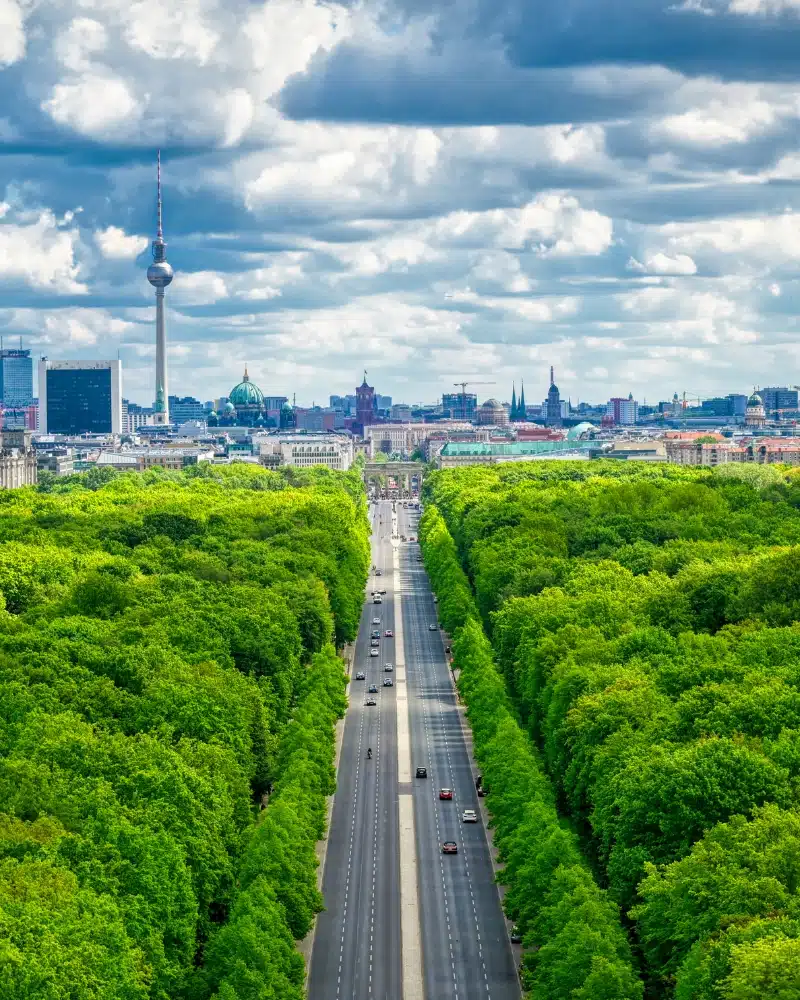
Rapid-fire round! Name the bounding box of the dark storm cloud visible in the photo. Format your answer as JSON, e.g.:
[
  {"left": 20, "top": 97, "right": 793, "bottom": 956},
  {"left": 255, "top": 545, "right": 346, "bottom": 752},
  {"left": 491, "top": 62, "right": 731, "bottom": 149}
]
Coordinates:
[{"left": 278, "top": 0, "right": 800, "bottom": 126}]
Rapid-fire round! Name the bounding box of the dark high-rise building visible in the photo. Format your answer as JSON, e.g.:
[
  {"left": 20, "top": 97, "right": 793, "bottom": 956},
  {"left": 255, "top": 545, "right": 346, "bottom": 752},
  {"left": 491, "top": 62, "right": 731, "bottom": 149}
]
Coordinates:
[
  {"left": 169, "top": 396, "right": 206, "bottom": 424},
  {"left": 38, "top": 360, "right": 122, "bottom": 435},
  {"left": 545, "top": 367, "right": 562, "bottom": 427},
  {"left": 356, "top": 372, "right": 375, "bottom": 432},
  {"left": 0, "top": 348, "right": 33, "bottom": 407},
  {"left": 442, "top": 392, "right": 477, "bottom": 421},
  {"left": 760, "top": 387, "right": 799, "bottom": 419}
]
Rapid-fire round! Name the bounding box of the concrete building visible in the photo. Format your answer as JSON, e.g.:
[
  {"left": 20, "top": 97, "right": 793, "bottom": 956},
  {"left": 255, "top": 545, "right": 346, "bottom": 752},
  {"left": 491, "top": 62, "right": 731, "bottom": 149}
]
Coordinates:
[
  {"left": 476, "top": 399, "right": 508, "bottom": 426},
  {"left": 260, "top": 434, "right": 354, "bottom": 471},
  {"left": 39, "top": 360, "right": 122, "bottom": 435},
  {"left": 442, "top": 392, "right": 478, "bottom": 422},
  {"left": 96, "top": 447, "right": 214, "bottom": 472},
  {"left": 745, "top": 392, "right": 766, "bottom": 429},
  {"left": 0, "top": 429, "right": 37, "bottom": 487},
  {"left": 606, "top": 396, "right": 639, "bottom": 425},
  {"left": 169, "top": 396, "right": 205, "bottom": 424}
]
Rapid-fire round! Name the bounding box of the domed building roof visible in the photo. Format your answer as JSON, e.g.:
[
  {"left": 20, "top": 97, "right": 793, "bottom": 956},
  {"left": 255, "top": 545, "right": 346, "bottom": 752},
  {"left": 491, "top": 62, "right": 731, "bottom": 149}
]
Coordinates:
[
  {"left": 223, "top": 401, "right": 236, "bottom": 413},
  {"left": 747, "top": 392, "right": 763, "bottom": 407},
  {"left": 567, "top": 422, "right": 595, "bottom": 441},
  {"left": 482, "top": 398, "right": 501, "bottom": 408},
  {"left": 229, "top": 367, "right": 264, "bottom": 408}
]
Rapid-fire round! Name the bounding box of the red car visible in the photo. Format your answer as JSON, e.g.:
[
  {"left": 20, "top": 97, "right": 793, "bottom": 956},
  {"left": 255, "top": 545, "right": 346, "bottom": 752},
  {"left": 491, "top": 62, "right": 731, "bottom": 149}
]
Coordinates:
[
  {"left": 439, "top": 788, "right": 453, "bottom": 800},
  {"left": 442, "top": 841, "right": 458, "bottom": 854},
  {"left": 384, "top": 629, "right": 394, "bottom": 637}
]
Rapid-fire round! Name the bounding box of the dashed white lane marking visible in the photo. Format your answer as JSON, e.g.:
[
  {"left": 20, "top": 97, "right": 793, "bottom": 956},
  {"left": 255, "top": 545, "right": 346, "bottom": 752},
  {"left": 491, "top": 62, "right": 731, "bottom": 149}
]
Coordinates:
[{"left": 400, "top": 516, "right": 492, "bottom": 1000}]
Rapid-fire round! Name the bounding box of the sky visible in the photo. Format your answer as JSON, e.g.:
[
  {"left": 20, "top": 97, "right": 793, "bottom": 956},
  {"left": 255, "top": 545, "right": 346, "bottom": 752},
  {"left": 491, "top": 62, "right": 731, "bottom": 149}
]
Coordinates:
[{"left": 2, "top": 0, "right": 800, "bottom": 408}]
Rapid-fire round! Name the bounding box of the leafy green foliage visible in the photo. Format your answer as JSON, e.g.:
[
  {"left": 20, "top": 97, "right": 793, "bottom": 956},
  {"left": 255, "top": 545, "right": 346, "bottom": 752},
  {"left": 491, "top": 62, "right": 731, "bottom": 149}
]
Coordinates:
[
  {"left": 0, "top": 464, "right": 368, "bottom": 998},
  {"left": 423, "top": 460, "right": 800, "bottom": 998}
]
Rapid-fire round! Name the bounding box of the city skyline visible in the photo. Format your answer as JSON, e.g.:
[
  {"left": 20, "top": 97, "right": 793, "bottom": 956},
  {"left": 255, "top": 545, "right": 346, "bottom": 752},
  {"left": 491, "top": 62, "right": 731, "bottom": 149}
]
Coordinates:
[{"left": 0, "top": 3, "right": 799, "bottom": 406}]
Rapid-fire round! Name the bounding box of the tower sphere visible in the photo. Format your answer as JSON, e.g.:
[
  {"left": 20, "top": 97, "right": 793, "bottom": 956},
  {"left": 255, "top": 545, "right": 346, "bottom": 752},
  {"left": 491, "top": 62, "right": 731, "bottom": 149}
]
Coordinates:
[{"left": 147, "top": 261, "right": 174, "bottom": 288}]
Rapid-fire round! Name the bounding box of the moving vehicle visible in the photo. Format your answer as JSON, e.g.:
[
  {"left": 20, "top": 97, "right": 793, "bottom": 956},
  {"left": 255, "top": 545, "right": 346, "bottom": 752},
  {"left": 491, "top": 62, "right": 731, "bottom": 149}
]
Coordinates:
[
  {"left": 369, "top": 684, "right": 378, "bottom": 693},
  {"left": 462, "top": 809, "right": 478, "bottom": 823},
  {"left": 442, "top": 841, "right": 458, "bottom": 854},
  {"left": 371, "top": 630, "right": 380, "bottom": 638},
  {"left": 429, "top": 624, "right": 438, "bottom": 631},
  {"left": 375, "top": 569, "right": 382, "bottom": 576},
  {"left": 384, "top": 663, "right": 393, "bottom": 672},
  {"left": 416, "top": 767, "right": 428, "bottom": 778},
  {"left": 383, "top": 678, "right": 393, "bottom": 687},
  {"left": 384, "top": 629, "right": 393, "bottom": 637},
  {"left": 439, "top": 788, "right": 452, "bottom": 800},
  {"left": 372, "top": 617, "right": 381, "bottom": 625},
  {"left": 365, "top": 698, "right": 377, "bottom": 706},
  {"left": 371, "top": 639, "right": 380, "bottom": 647},
  {"left": 355, "top": 671, "right": 365, "bottom": 680},
  {"left": 370, "top": 649, "right": 379, "bottom": 657},
  {"left": 373, "top": 597, "right": 382, "bottom": 605},
  {"left": 367, "top": 748, "right": 372, "bottom": 759}
]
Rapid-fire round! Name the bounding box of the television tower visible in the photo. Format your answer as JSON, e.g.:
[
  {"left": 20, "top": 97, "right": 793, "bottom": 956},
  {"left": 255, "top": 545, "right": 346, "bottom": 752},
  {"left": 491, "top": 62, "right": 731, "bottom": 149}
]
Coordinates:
[{"left": 147, "top": 150, "right": 174, "bottom": 424}]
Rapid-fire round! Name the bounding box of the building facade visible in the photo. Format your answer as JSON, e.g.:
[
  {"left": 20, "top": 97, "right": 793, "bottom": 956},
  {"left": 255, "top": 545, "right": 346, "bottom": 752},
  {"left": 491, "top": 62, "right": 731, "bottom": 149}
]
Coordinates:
[
  {"left": 0, "top": 430, "right": 37, "bottom": 487},
  {"left": 0, "top": 349, "right": 33, "bottom": 407},
  {"left": 606, "top": 396, "right": 639, "bottom": 425},
  {"left": 545, "top": 368, "right": 562, "bottom": 428},
  {"left": 442, "top": 392, "right": 478, "bottom": 422},
  {"left": 169, "top": 396, "right": 206, "bottom": 424},
  {"left": 355, "top": 374, "right": 375, "bottom": 433},
  {"left": 39, "top": 360, "right": 122, "bottom": 435},
  {"left": 745, "top": 392, "right": 766, "bottom": 429},
  {"left": 265, "top": 434, "right": 354, "bottom": 471}
]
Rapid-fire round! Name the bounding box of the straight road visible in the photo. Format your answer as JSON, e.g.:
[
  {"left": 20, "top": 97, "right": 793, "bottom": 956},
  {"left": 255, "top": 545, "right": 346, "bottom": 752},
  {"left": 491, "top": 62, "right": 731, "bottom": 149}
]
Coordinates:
[
  {"left": 399, "top": 503, "right": 520, "bottom": 1000},
  {"left": 309, "top": 497, "right": 519, "bottom": 1000},
  {"left": 307, "top": 501, "right": 401, "bottom": 1000}
]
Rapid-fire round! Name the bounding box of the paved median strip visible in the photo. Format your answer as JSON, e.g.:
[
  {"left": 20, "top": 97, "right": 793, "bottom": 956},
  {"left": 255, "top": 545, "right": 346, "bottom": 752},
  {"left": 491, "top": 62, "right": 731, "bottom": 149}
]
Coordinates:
[{"left": 394, "top": 543, "right": 425, "bottom": 1000}]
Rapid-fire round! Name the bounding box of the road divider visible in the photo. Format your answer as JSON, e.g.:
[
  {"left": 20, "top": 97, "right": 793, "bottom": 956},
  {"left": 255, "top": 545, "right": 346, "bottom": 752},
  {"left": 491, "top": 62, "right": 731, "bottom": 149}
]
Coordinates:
[{"left": 394, "top": 544, "right": 425, "bottom": 1000}]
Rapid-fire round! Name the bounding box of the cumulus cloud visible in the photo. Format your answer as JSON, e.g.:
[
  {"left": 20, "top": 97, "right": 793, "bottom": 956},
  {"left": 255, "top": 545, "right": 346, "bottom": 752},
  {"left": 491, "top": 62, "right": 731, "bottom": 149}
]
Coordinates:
[
  {"left": 0, "top": 204, "right": 86, "bottom": 293},
  {"left": 0, "top": 0, "right": 797, "bottom": 406},
  {"left": 95, "top": 226, "right": 148, "bottom": 260}
]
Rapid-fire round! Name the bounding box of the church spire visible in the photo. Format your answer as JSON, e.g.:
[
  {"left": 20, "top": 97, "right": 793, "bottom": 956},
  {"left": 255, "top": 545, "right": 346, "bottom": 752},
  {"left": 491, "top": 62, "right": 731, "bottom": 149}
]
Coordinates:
[
  {"left": 511, "top": 382, "right": 517, "bottom": 420},
  {"left": 519, "top": 379, "right": 526, "bottom": 421}
]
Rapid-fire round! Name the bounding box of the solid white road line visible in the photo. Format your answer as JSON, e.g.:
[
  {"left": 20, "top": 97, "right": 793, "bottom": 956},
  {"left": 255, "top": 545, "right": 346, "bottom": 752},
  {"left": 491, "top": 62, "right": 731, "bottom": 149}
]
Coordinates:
[{"left": 394, "top": 542, "right": 425, "bottom": 1000}]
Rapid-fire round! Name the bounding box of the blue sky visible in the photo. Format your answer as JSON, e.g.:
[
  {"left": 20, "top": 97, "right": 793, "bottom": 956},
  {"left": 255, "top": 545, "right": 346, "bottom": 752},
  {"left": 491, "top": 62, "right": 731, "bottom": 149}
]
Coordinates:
[{"left": 2, "top": 0, "right": 800, "bottom": 407}]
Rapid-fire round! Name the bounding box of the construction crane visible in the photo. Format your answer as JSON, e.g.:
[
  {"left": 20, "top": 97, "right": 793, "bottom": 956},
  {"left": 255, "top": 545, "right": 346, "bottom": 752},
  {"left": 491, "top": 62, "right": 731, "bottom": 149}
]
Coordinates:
[{"left": 452, "top": 381, "right": 495, "bottom": 421}]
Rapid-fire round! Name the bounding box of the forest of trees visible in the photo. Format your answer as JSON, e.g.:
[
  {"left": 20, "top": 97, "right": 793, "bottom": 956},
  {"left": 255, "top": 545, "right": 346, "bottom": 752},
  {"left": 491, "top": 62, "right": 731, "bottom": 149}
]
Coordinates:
[
  {"left": 421, "top": 460, "right": 800, "bottom": 998},
  {"left": 0, "top": 462, "right": 370, "bottom": 999}
]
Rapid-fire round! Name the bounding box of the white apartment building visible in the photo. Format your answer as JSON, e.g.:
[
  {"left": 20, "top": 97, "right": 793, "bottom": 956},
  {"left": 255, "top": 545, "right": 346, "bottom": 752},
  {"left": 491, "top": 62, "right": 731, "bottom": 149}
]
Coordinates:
[{"left": 257, "top": 434, "right": 354, "bottom": 471}]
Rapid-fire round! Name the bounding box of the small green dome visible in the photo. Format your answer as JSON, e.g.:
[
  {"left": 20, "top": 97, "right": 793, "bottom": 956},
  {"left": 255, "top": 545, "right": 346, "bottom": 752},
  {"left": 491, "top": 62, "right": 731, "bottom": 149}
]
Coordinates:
[
  {"left": 229, "top": 367, "right": 264, "bottom": 408},
  {"left": 747, "top": 393, "right": 763, "bottom": 407},
  {"left": 223, "top": 401, "right": 236, "bottom": 413}
]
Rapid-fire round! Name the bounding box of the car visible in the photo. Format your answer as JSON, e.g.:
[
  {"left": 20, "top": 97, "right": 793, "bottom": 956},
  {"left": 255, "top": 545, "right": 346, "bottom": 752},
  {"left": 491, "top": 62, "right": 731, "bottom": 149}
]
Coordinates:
[
  {"left": 462, "top": 809, "right": 478, "bottom": 823},
  {"left": 383, "top": 678, "right": 393, "bottom": 687},
  {"left": 373, "top": 598, "right": 382, "bottom": 604},
  {"left": 384, "top": 629, "right": 393, "bottom": 637},
  {"left": 365, "top": 698, "right": 377, "bottom": 706},
  {"left": 442, "top": 841, "right": 458, "bottom": 854},
  {"left": 368, "top": 684, "right": 378, "bottom": 693},
  {"left": 372, "top": 618, "right": 381, "bottom": 625},
  {"left": 375, "top": 569, "right": 382, "bottom": 576},
  {"left": 371, "top": 639, "right": 380, "bottom": 647},
  {"left": 370, "top": 649, "right": 379, "bottom": 657},
  {"left": 429, "top": 624, "right": 438, "bottom": 631},
  {"left": 384, "top": 663, "right": 393, "bottom": 672},
  {"left": 433, "top": 595, "right": 438, "bottom": 603},
  {"left": 355, "top": 671, "right": 365, "bottom": 680},
  {"left": 415, "top": 767, "right": 428, "bottom": 778},
  {"left": 439, "top": 788, "right": 452, "bottom": 800},
  {"left": 371, "top": 630, "right": 380, "bottom": 638},
  {"left": 510, "top": 927, "right": 523, "bottom": 944}
]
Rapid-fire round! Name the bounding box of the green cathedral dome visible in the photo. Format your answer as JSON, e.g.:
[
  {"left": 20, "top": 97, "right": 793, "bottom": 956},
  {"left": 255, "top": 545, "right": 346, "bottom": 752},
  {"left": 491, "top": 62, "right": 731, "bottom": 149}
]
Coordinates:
[{"left": 229, "top": 367, "right": 265, "bottom": 408}]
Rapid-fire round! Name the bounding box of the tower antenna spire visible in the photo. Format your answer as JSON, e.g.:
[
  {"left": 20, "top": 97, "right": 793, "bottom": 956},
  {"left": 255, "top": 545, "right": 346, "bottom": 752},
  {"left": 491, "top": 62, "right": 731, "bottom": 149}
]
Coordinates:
[
  {"left": 147, "top": 149, "right": 174, "bottom": 425},
  {"left": 156, "top": 149, "right": 163, "bottom": 239}
]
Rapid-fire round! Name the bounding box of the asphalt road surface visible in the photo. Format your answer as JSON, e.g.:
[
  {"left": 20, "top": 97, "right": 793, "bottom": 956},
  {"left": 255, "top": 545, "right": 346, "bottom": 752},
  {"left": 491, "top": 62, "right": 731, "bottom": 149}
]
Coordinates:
[{"left": 308, "top": 499, "right": 519, "bottom": 1000}]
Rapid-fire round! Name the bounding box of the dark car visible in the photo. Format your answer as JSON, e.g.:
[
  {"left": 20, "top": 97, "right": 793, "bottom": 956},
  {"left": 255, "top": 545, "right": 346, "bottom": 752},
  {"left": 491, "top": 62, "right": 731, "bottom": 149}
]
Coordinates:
[
  {"left": 510, "top": 927, "right": 523, "bottom": 944},
  {"left": 375, "top": 569, "right": 382, "bottom": 576},
  {"left": 368, "top": 684, "right": 378, "bottom": 693},
  {"left": 415, "top": 767, "right": 427, "bottom": 778},
  {"left": 355, "top": 671, "right": 365, "bottom": 680},
  {"left": 442, "top": 841, "right": 458, "bottom": 854},
  {"left": 371, "top": 630, "right": 380, "bottom": 639}
]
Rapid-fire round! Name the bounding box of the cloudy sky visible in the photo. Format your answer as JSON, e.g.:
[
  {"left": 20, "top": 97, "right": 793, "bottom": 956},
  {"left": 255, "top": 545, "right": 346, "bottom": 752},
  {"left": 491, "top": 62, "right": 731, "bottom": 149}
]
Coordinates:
[{"left": 2, "top": 0, "right": 800, "bottom": 407}]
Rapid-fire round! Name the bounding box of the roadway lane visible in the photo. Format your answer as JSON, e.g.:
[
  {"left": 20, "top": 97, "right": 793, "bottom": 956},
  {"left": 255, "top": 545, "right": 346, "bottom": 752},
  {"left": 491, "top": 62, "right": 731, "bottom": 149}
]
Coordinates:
[
  {"left": 399, "top": 504, "right": 520, "bottom": 1000},
  {"left": 308, "top": 501, "right": 401, "bottom": 1000}
]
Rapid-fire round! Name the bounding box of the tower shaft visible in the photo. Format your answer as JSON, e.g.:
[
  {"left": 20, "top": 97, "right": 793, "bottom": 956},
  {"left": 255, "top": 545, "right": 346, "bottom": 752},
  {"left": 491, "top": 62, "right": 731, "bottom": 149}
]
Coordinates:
[{"left": 154, "top": 290, "right": 168, "bottom": 423}]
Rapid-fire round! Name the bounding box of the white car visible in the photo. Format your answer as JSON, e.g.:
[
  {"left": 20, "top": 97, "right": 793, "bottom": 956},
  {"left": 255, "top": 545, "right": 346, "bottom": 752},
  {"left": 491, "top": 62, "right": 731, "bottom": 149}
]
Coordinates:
[
  {"left": 372, "top": 617, "right": 381, "bottom": 625},
  {"left": 462, "top": 809, "right": 478, "bottom": 823},
  {"left": 370, "top": 649, "right": 380, "bottom": 657}
]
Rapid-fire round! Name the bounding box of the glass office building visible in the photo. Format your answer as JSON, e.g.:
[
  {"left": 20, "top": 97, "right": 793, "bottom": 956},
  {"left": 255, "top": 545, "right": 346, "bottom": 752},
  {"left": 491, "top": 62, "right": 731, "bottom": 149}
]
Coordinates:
[
  {"left": 38, "top": 360, "right": 122, "bottom": 435},
  {"left": 0, "top": 349, "right": 33, "bottom": 407}
]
